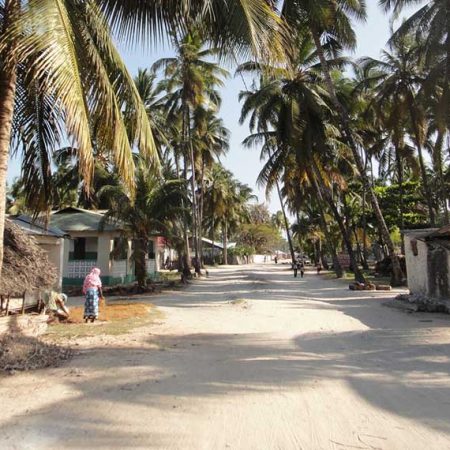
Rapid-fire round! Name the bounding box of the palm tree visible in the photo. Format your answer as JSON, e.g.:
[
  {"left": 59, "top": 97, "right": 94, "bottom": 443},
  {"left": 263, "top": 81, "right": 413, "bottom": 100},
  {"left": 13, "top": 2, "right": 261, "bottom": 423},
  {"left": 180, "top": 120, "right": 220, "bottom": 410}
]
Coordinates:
[
  {"left": 281, "top": 0, "right": 405, "bottom": 285},
  {"left": 0, "top": 0, "right": 157, "bottom": 276},
  {"left": 153, "top": 28, "right": 228, "bottom": 263},
  {"left": 101, "top": 159, "right": 186, "bottom": 287},
  {"left": 193, "top": 108, "right": 230, "bottom": 264},
  {"left": 0, "top": 0, "right": 287, "bottom": 276},
  {"left": 203, "top": 163, "right": 254, "bottom": 264},
  {"left": 380, "top": 0, "right": 449, "bottom": 132},
  {"left": 360, "top": 32, "right": 436, "bottom": 225},
  {"left": 238, "top": 36, "right": 360, "bottom": 279}
]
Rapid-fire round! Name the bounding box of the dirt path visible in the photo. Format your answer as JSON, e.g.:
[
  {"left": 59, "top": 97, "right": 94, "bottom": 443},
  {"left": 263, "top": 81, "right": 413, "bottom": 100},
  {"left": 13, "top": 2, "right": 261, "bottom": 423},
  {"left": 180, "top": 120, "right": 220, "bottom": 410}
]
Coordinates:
[{"left": 1, "top": 264, "right": 450, "bottom": 449}]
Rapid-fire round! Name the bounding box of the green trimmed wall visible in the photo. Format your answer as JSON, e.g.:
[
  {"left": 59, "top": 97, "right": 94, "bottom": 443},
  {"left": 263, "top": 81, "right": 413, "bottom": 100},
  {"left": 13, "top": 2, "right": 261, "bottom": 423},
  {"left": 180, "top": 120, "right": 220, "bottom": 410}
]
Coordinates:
[{"left": 63, "top": 274, "right": 136, "bottom": 288}]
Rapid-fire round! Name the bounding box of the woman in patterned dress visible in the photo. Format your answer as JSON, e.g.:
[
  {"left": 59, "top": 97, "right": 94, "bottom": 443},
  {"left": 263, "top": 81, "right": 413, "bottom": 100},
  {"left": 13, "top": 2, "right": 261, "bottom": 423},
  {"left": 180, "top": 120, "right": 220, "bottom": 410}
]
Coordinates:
[{"left": 82, "top": 267, "right": 103, "bottom": 322}]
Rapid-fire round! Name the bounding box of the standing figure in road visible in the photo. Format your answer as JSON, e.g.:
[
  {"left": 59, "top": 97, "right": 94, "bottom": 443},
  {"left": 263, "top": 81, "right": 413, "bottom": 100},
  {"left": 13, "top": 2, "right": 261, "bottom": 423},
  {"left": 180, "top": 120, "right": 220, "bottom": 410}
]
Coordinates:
[
  {"left": 299, "top": 259, "right": 305, "bottom": 278},
  {"left": 83, "top": 267, "right": 103, "bottom": 323},
  {"left": 316, "top": 262, "right": 322, "bottom": 275},
  {"left": 274, "top": 256, "right": 278, "bottom": 264},
  {"left": 293, "top": 260, "right": 298, "bottom": 278}
]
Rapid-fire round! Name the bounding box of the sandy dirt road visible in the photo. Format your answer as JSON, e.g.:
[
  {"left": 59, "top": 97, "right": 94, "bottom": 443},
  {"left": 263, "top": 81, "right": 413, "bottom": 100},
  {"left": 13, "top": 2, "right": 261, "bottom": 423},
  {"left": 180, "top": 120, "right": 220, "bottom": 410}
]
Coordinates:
[{"left": 1, "top": 264, "right": 450, "bottom": 450}]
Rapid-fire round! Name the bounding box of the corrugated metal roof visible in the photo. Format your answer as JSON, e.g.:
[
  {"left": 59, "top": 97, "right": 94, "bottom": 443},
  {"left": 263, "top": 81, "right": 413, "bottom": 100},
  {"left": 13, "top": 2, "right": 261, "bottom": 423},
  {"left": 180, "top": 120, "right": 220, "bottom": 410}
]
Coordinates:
[
  {"left": 10, "top": 215, "right": 68, "bottom": 238},
  {"left": 200, "top": 237, "right": 236, "bottom": 249},
  {"left": 50, "top": 207, "right": 122, "bottom": 232},
  {"left": 425, "top": 225, "right": 450, "bottom": 240}
]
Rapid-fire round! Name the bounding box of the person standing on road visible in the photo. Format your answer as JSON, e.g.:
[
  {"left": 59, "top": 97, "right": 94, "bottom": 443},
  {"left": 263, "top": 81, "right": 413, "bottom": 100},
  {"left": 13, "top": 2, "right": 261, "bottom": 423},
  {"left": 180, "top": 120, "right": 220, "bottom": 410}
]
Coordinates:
[
  {"left": 299, "top": 259, "right": 305, "bottom": 278},
  {"left": 293, "top": 260, "right": 298, "bottom": 278}
]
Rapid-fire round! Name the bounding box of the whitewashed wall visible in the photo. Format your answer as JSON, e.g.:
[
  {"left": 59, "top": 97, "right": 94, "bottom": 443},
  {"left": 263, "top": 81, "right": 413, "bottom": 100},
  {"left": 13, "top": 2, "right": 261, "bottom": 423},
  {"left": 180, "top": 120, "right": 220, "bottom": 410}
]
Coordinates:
[{"left": 404, "top": 234, "right": 428, "bottom": 295}]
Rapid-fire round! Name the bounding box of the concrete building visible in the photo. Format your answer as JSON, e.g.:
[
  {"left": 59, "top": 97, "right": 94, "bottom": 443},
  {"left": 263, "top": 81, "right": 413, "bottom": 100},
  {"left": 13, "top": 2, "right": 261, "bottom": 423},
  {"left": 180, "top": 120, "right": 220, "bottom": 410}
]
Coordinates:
[
  {"left": 404, "top": 227, "right": 450, "bottom": 300},
  {"left": 48, "top": 207, "right": 160, "bottom": 287}
]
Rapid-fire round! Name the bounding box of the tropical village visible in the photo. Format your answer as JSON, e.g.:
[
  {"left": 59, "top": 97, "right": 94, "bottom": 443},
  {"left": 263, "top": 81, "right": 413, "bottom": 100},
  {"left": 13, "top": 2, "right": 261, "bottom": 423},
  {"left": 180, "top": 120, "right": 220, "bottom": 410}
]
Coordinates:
[{"left": 0, "top": 0, "right": 449, "bottom": 448}]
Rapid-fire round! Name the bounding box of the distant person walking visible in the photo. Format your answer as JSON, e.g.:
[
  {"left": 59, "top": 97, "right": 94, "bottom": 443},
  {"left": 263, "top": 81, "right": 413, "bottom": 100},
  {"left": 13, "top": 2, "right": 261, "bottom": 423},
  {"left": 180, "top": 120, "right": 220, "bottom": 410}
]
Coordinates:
[
  {"left": 316, "top": 262, "right": 322, "bottom": 275},
  {"left": 274, "top": 256, "right": 278, "bottom": 264},
  {"left": 293, "top": 260, "right": 298, "bottom": 278},
  {"left": 299, "top": 260, "right": 305, "bottom": 278}
]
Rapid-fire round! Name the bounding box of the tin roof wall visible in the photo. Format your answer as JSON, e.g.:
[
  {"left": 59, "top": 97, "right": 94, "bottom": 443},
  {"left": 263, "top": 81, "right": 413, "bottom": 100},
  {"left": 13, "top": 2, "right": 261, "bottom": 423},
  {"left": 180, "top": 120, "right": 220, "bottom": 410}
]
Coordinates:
[
  {"left": 10, "top": 215, "right": 68, "bottom": 238},
  {"left": 50, "top": 207, "right": 122, "bottom": 232}
]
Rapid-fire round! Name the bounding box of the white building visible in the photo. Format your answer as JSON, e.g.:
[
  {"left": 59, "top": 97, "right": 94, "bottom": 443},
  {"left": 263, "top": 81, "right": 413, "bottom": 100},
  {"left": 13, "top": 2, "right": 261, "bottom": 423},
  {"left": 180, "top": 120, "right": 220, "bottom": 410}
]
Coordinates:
[
  {"left": 404, "top": 227, "right": 450, "bottom": 300},
  {"left": 48, "top": 207, "right": 161, "bottom": 287}
]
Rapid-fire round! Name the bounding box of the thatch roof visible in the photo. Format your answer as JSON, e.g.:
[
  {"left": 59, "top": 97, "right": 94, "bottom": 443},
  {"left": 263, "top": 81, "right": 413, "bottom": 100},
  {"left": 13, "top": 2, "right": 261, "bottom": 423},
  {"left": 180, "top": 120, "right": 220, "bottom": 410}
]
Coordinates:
[{"left": 0, "top": 220, "right": 57, "bottom": 297}]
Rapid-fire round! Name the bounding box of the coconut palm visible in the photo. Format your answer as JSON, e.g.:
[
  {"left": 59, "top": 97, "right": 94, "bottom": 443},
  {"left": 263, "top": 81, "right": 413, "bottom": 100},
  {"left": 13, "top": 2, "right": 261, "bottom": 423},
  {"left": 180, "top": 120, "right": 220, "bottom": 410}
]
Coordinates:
[
  {"left": 192, "top": 108, "right": 230, "bottom": 264},
  {"left": 153, "top": 28, "right": 229, "bottom": 262},
  {"left": 203, "top": 163, "right": 254, "bottom": 264},
  {"left": 238, "top": 35, "right": 362, "bottom": 279},
  {"left": 380, "top": 0, "right": 449, "bottom": 131},
  {"left": 0, "top": 0, "right": 157, "bottom": 276},
  {"left": 360, "top": 32, "right": 436, "bottom": 225},
  {"left": 281, "top": 0, "right": 405, "bottom": 285},
  {"left": 101, "top": 158, "right": 187, "bottom": 287},
  {"left": 0, "top": 0, "right": 287, "bottom": 277}
]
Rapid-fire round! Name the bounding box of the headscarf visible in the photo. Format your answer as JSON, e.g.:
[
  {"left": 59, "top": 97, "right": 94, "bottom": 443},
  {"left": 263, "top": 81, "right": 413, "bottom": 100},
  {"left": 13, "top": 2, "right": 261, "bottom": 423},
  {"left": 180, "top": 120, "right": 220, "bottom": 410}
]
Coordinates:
[{"left": 83, "top": 267, "right": 102, "bottom": 294}]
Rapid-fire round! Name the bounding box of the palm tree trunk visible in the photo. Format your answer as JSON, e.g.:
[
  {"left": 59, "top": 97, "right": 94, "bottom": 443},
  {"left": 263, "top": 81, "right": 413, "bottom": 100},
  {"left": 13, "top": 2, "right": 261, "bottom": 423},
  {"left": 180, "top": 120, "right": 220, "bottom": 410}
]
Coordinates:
[
  {"left": 188, "top": 143, "right": 199, "bottom": 261},
  {"left": 408, "top": 104, "right": 436, "bottom": 226},
  {"left": 416, "top": 140, "right": 435, "bottom": 226},
  {"left": 309, "top": 162, "right": 365, "bottom": 283},
  {"left": 0, "top": 1, "right": 18, "bottom": 278},
  {"left": 444, "top": 0, "right": 450, "bottom": 139},
  {"left": 360, "top": 152, "right": 370, "bottom": 269},
  {"left": 434, "top": 130, "right": 449, "bottom": 224},
  {"left": 135, "top": 238, "right": 147, "bottom": 287},
  {"left": 198, "top": 160, "right": 206, "bottom": 267},
  {"left": 311, "top": 27, "right": 404, "bottom": 286},
  {"left": 175, "top": 151, "right": 191, "bottom": 268},
  {"left": 184, "top": 106, "right": 200, "bottom": 262},
  {"left": 275, "top": 180, "right": 295, "bottom": 263},
  {"left": 394, "top": 146, "right": 406, "bottom": 253},
  {"left": 182, "top": 155, "right": 191, "bottom": 268},
  {"left": 361, "top": 187, "right": 369, "bottom": 268},
  {"left": 304, "top": 165, "right": 345, "bottom": 279},
  {"left": 314, "top": 239, "right": 320, "bottom": 265},
  {"left": 318, "top": 213, "right": 343, "bottom": 278},
  {"left": 223, "top": 221, "right": 228, "bottom": 265}
]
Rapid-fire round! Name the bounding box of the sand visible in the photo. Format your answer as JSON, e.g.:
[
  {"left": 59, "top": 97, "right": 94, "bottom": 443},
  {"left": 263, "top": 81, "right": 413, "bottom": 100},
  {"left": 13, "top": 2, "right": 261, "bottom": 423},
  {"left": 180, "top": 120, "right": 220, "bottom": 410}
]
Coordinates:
[{"left": 1, "top": 264, "right": 450, "bottom": 449}]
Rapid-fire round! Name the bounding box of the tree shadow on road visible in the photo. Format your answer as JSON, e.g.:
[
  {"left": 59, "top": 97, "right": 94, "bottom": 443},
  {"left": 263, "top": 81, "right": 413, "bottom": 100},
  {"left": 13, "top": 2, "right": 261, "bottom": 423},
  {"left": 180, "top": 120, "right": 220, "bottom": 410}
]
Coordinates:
[{"left": 2, "top": 266, "right": 450, "bottom": 446}]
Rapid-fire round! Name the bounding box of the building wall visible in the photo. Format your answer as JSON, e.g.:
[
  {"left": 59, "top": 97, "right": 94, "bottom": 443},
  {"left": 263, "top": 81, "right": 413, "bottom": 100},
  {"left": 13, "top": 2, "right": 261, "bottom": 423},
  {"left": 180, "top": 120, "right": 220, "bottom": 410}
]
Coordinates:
[
  {"left": 404, "top": 234, "right": 429, "bottom": 295},
  {"left": 426, "top": 242, "right": 449, "bottom": 299},
  {"left": 36, "top": 236, "right": 66, "bottom": 291},
  {"left": 63, "top": 231, "right": 126, "bottom": 287}
]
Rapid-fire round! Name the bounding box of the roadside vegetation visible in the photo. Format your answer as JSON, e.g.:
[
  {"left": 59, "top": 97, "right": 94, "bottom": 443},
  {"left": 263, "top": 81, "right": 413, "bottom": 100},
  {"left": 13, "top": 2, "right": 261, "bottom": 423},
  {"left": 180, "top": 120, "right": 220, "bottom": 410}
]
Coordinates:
[{"left": 2, "top": 0, "right": 447, "bottom": 286}]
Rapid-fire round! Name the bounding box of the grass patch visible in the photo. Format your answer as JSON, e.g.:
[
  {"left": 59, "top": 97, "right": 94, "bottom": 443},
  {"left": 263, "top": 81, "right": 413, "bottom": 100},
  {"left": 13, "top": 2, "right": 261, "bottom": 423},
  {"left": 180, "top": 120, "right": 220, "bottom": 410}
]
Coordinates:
[
  {"left": 158, "top": 271, "right": 181, "bottom": 282},
  {"left": 46, "top": 302, "right": 162, "bottom": 340}
]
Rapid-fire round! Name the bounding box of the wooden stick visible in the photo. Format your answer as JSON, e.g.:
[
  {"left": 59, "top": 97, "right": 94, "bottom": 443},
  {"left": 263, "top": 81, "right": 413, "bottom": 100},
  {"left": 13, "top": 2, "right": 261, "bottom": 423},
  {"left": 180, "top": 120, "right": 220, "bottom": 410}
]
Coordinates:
[
  {"left": 21, "top": 291, "right": 26, "bottom": 315},
  {"left": 37, "top": 292, "right": 44, "bottom": 314},
  {"left": 5, "top": 295, "right": 10, "bottom": 316}
]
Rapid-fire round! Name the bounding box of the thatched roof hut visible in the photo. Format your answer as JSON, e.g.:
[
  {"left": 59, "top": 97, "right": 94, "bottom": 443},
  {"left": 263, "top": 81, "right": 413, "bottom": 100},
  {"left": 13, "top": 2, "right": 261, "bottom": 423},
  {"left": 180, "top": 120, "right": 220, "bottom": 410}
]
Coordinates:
[{"left": 0, "top": 220, "right": 57, "bottom": 297}]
